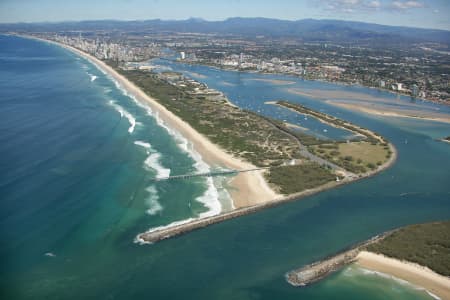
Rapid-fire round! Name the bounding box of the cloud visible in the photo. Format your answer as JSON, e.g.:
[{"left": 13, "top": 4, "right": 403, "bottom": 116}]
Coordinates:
[
  {"left": 321, "top": 0, "right": 382, "bottom": 13},
  {"left": 320, "top": 0, "right": 427, "bottom": 13},
  {"left": 390, "top": 1, "right": 424, "bottom": 10},
  {"left": 367, "top": 0, "right": 381, "bottom": 9}
]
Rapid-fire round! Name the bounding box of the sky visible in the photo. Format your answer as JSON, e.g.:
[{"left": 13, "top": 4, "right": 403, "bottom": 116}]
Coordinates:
[{"left": 0, "top": 0, "right": 449, "bottom": 30}]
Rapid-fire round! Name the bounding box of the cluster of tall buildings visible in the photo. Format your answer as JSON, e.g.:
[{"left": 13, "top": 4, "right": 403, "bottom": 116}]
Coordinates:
[{"left": 51, "top": 34, "right": 160, "bottom": 62}]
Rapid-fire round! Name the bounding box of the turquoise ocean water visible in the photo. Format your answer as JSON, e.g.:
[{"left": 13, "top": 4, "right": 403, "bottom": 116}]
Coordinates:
[{"left": 1, "top": 35, "right": 449, "bottom": 299}]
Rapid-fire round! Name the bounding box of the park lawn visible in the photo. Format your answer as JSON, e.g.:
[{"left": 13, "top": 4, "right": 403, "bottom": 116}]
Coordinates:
[
  {"left": 310, "top": 141, "right": 390, "bottom": 173},
  {"left": 337, "top": 141, "right": 388, "bottom": 165}
]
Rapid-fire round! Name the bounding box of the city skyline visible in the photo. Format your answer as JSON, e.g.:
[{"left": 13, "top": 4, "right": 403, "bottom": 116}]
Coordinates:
[{"left": 0, "top": 0, "right": 449, "bottom": 31}]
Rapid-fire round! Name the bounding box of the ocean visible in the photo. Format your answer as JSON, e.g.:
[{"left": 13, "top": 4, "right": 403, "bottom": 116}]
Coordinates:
[{"left": 1, "top": 34, "right": 449, "bottom": 299}]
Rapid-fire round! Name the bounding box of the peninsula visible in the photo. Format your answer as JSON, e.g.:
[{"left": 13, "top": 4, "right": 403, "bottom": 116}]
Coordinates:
[{"left": 25, "top": 34, "right": 396, "bottom": 244}]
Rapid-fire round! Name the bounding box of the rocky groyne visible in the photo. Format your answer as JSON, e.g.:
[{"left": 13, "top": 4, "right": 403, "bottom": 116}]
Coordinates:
[
  {"left": 285, "top": 231, "right": 394, "bottom": 287},
  {"left": 136, "top": 179, "right": 346, "bottom": 243}
]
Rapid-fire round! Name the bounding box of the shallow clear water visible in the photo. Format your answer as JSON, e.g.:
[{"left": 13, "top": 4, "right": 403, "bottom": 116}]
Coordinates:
[{"left": 1, "top": 35, "right": 449, "bottom": 299}]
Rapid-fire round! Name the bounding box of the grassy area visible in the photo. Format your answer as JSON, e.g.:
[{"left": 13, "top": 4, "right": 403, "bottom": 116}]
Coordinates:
[
  {"left": 366, "top": 221, "right": 450, "bottom": 276},
  {"left": 271, "top": 101, "right": 392, "bottom": 174},
  {"left": 310, "top": 141, "right": 391, "bottom": 173},
  {"left": 116, "top": 69, "right": 301, "bottom": 167},
  {"left": 265, "top": 163, "right": 336, "bottom": 195}
]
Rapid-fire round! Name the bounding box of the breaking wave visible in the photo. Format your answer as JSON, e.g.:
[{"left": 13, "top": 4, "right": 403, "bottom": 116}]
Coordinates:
[
  {"left": 109, "top": 100, "right": 137, "bottom": 133},
  {"left": 145, "top": 186, "right": 163, "bottom": 216},
  {"left": 80, "top": 54, "right": 225, "bottom": 229},
  {"left": 134, "top": 140, "right": 171, "bottom": 179},
  {"left": 89, "top": 74, "right": 97, "bottom": 82},
  {"left": 352, "top": 266, "right": 441, "bottom": 300}
]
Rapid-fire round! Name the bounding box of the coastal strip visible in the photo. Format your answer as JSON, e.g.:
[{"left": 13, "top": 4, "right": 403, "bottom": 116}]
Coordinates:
[
  {"left": 23, "top": 35, "right": 278, "bottom": 208},
  {"left": 356, "top": 251, "right": 450, "bottom": 300}
]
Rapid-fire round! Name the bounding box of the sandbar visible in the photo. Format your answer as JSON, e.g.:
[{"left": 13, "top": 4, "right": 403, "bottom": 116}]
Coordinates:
[
  {"left": 329, "top": 101, "right": 450, "bottom": 124},
  {"left": 251, "top": 78, "right": 296, "bottom": 85}
]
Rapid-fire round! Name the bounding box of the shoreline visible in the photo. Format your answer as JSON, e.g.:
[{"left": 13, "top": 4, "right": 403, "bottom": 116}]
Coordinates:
[
  {"left": 136, "top": 144, "right": 397, "bottom": 243},
  {"left": 25, "top": 35, "right": 279, "bottom": 209},
  {"left": 21, "top": 35, "right": 397, "bottom": 245},
  {"left": 328, "top": 101, "right": 450, "bottom": 124},
  {"left": 185, "top": 61, "right": 450, "bottom": 107},
  {"left": 356, "top": 251, "right": 450, "bottom": 300}
]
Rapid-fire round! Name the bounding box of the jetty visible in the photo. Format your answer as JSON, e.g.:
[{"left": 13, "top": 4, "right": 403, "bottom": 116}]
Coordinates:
[
  {"left": 285, "top": 231, "right": 394, "bottom": 287},
  {"left": 151, "top": 167, "right": 267, "bottom": 182}
]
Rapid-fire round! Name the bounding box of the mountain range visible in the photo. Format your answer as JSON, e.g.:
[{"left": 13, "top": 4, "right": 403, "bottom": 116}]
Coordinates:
[{"left": 1, "top": 17, "right": 449, "bottom": 45}]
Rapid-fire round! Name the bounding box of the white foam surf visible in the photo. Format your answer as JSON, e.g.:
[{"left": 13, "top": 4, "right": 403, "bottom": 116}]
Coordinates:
[
  {"left": 109, "top": 100, "right": 137, "bottom": 133},
  {"left": 134, "top": 218, "right": 196, "bottom": 245},
  {"left": 145, "top": 186, "right": 163, "bottom": 216},
  {"left": 151, "top": 111, "right": 223, "bottom": 215},
  {"left": 144, "top": 153, "right": 171, "bottom": 179},
  {"left": 133, "top": 111, "right": 225, "bottom": 244},
  {"left": 81, "top": 55, "right": 225, "bottom": 229},
  {"left": 134, "top": 140, "right": 171, "bottom": 179},
  {"left": 356, "top": 266, "right": 441, "bottom": 299},
  {"left": 134, "top": 140, "right": 151, "bottom": 149}
]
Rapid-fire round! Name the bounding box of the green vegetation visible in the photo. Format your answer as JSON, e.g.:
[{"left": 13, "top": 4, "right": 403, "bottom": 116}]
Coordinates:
[
  {"left": 367, "top": 221, "right": 450, "bottom": 276},
  {"left": 107, "top": 67, "right": 392, "bottom": 195},
  {"left": 272, "top": 101, "right": 392, "bottom": 174},
  {"left": 310, "top": 141, "right": 391, "bottom": 173},
  {"left": 265, "top": 163, "right": 335, "bottom": 195},
  {"left": 258, "top": 114, "right": 329, "bottom": 146},
  {"left": 117, "top": 69, "right": 301, "bottom": 167}
]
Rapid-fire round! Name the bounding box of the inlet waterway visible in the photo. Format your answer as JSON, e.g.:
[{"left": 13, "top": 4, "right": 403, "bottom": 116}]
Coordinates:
[{"left": 1, "top": 35, "right": 449, "bottom": 299}]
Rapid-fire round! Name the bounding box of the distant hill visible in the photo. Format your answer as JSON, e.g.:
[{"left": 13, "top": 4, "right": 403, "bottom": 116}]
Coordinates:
[{"left": 1, "top": 17, "right": 449, "bottom": 45}]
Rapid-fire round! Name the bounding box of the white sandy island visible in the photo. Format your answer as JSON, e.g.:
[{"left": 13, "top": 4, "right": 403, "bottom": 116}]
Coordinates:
[{"left": 329, "top": 101, "right": 450, "bottom": 124}]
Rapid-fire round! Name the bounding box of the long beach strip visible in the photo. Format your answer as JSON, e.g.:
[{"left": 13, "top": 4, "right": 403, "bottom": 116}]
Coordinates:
[{"left": 41, "top": 37, "right": 279, "bottom": 208}]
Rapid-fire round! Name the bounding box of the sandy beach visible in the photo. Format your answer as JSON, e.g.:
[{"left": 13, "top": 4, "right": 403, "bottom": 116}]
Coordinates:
[
  {"left": 357, "top": 251, "right": 450, "bottom": 299},
  {"left": 285, "top": 87, "right": 450, "bottom": 124},
  {"left": 36, "top": 37, "right": 278, "bottom": 209},
  {"left": 287, "top": 87, "right": 386, "bottom": 103},
  {"left": 329, "top": 101, "right": 450, "bottom": 124},
  {"left": 251, "top": 78, "right": 296, "bottom": 85}
]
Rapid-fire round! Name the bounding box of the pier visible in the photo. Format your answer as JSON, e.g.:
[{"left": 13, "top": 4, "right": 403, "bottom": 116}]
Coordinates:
[{"left": 150, "top": 167, "right": 269, "bottom": 182}]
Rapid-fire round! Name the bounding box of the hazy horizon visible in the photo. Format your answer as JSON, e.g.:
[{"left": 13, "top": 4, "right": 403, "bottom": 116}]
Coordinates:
[
  {"left": 0, "top": 0, "right": 449, "bottom": 31},
  {"left": 2, "top": 16, "right": 450, "bottom": 32}
]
